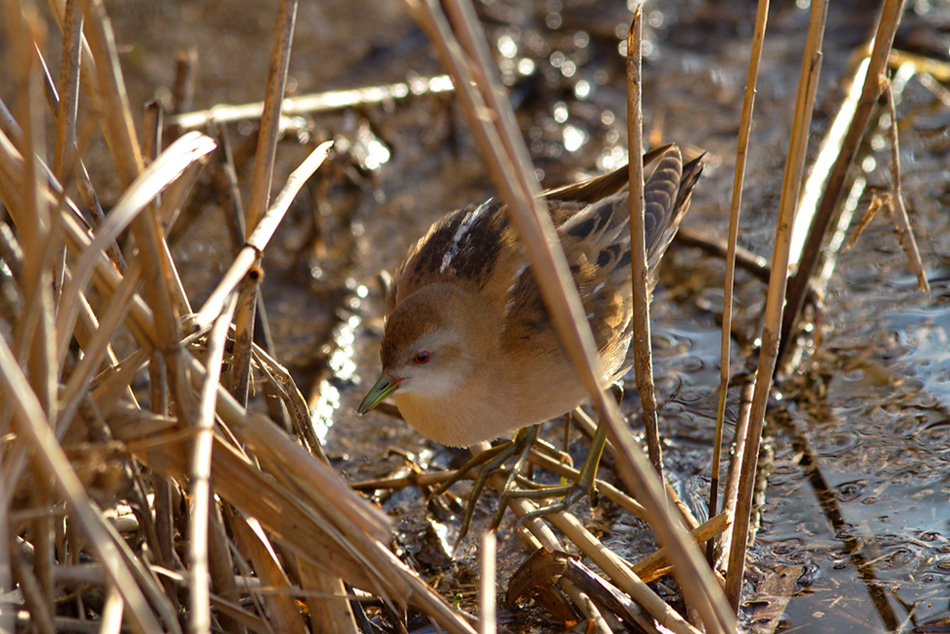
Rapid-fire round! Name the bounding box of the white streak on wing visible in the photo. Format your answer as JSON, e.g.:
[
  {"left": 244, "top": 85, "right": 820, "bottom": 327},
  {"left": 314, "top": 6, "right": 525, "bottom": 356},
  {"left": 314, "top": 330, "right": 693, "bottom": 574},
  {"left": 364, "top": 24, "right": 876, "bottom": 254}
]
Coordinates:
[
  {"left": 503, "top": 261, "right": 530, "bottom": 319},
  {"left": 593, "top": 282, "right": 605, "bottom": 294},
  {"left": 440, "top": 200, "right": 490, "bottom": 274}
]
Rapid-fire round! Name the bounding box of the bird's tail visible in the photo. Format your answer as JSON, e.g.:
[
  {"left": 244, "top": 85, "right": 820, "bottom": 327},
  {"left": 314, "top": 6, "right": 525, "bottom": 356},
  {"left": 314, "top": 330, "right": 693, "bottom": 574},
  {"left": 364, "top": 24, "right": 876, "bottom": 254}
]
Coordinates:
[{"left": 644, "top": 146, "right": 703, "bottom": 272}]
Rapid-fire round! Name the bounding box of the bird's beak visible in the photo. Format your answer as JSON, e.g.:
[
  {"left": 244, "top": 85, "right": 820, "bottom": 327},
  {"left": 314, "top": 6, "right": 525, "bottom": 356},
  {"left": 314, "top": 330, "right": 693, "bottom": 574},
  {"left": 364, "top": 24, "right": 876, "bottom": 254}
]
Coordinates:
[{"left": 357, "top": 372, "right": 401, "bottom": 414}]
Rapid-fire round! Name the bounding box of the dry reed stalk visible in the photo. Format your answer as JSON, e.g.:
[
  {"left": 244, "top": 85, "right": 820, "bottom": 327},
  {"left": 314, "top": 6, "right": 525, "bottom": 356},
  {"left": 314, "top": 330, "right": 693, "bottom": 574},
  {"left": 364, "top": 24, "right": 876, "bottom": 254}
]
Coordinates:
[
  {"left": 546, "top": 512, "right": 701, "bottom": 634},
  {"left": 189, "top": 295, "right": 238, "bottom": 634},
  {"left": 777, "top": 0, "right": 908, "bottom": 368},
  {"left": 142, "top": 100, "right": 162, "bottom": 163},
  {"left": 719, "top": 376, "right": 755, "bottom": 567},
  {"left": 52, "top": 0, "right": 80, "bottom": 177},
  {"left": 0, "top": 337, "right": 172, "bottom": 633},
  {"left": 52, "top": 0, "right": 116, "bottom": 268},
  {"left": 207, "top": 596, "right": 271, "bottom": 633},
  {"left": 190, "top": 141, "right": 333, "bottom": 333},
  {"left": 205, "top": 495, "right": 247, "bottom": 634},
  {"left": 403, "top": 1, "right": 735, "bottom": 630},
  {"left": 45, "top": 0, "right": 100, "bottom": 98},
  {"left": 172, "top": 48, "right": 199, "bottom": 116},
  {"left": 231, "top": 0, "right": 298, "bottom": 406},
  {"left": 99, "top": 584, "right": 124, "bottom": 634},
  {"left": 79, "top": 0, "right": 184, "bottom": 365},
  {"left": 296, "top": 560, "right": 358, "bottom": 634},
  {"left": 8, "top": 16, "right": 58, "bottom": 626},
  {"left": 207, "top": 122, "right": 248, "bottom": 251},
  {"left": 168, "top": 76, "right": 455, "bottom": 130},
  {"left": 632, "top": 511, "right": 731, "bottom": 583},
  {"left": 725, "top": 0, "right": 830, "bottom": 611},
  {"left": 503, "top": 493, "right": 614, "bottom": 632},
  {"left": 881, "top": 81, "right": 929, "bottom": 293},
  {"left": 227, "top": 508, "right": 308, "bottom": 634},
  {"left": 478, "top": 532, "right": 497, "bottom": 634},
  {"left": 625, "top": 5, "right": 662, "bottom": 478},
  {"left": 9, "top": 9, "right": 57, "bottom": 434},
  {"left": 710, "top": 0, "right": 769, "bottom": 561}
]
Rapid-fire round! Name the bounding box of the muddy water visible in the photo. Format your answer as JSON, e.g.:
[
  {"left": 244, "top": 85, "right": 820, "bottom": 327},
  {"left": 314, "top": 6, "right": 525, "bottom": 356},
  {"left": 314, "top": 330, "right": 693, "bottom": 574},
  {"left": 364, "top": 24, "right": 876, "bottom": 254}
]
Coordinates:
[{"left": 16, "top": 0, "right": 950, "bottom": 631}]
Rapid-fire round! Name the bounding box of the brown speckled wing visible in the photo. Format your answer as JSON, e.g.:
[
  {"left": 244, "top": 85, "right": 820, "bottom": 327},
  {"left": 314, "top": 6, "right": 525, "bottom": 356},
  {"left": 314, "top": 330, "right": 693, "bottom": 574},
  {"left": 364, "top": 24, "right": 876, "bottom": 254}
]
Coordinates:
[
  {"left": 501, "top": 192, "right": 634, "bottom": 359},
  {"left": 500, "top": 147, "right": 702, "bottom": 365},
  {"left": 388, "top": 198, "right": 513, "bottom": 312}
]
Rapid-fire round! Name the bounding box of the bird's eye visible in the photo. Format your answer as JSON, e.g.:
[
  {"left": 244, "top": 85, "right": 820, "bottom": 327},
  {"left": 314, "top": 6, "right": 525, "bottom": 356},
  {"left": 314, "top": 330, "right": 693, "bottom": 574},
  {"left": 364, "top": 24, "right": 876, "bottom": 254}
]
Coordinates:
[{"left": 414, "top": 351, "right": 430, "bottom": 364}]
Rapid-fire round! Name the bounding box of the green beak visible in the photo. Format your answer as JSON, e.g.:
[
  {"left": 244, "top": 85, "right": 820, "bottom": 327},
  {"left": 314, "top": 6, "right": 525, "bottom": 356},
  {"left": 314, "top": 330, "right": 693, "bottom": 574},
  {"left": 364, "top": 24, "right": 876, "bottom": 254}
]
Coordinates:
[{"left": 357, "top": 372, "right": 400, "bottom": 414}]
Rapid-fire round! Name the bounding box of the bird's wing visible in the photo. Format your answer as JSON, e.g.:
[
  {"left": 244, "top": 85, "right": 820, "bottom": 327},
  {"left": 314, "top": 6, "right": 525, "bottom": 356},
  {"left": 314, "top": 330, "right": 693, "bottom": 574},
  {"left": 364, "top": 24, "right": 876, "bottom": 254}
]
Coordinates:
[
  {"left": 541, "top": 144, "right": 672, "bottom": 203},
  {"left": 388, "top": 197, "right": 514, "bottom": 312},
  {"left": 501, "top": 146, "right": 702, "bottom": 364}
]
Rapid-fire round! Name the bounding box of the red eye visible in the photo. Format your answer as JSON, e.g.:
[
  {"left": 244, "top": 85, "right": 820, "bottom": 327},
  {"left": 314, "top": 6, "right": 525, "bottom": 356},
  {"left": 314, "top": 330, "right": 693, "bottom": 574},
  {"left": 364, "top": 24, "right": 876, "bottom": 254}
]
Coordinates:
[{"left": 414, "top": 351, "right": 430, "bottom": 364}]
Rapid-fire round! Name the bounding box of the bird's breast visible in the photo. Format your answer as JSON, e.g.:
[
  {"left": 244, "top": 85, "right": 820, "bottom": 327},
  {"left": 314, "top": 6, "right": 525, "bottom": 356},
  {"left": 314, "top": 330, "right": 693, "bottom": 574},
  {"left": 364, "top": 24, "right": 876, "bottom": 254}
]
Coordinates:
[{"left": 391, "top": 363, "right": 593, "bottom": 448}]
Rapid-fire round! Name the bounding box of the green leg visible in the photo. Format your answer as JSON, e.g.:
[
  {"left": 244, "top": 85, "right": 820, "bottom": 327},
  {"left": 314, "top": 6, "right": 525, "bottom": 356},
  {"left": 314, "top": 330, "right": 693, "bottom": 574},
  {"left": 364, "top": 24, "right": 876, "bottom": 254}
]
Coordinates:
[
  {"left": 430, "top": 440, "right": 512, "bottom": 499},
  {"left": 517, "top": 420, "right": 607, "bottom": 523},
  {"left": 488, "top": 425, "right": 541, "bottom": 531},
  {"left": 449, "top": 426, "right": 539, "bottom": 550}
]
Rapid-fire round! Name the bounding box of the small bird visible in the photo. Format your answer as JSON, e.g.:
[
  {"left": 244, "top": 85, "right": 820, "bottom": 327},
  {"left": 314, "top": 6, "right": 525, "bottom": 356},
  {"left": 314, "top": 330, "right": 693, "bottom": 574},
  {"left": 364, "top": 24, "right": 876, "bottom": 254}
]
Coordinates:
[{"left": 359, "top": 146, "right": 701, "bottom": 453}]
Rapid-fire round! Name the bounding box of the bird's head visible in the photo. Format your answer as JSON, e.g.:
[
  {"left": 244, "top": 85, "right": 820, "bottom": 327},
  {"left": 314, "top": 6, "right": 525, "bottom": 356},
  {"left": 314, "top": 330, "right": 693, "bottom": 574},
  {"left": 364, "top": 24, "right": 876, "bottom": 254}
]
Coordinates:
[{"left": 357, "top": 283, "right": 491, "bottom": 414}]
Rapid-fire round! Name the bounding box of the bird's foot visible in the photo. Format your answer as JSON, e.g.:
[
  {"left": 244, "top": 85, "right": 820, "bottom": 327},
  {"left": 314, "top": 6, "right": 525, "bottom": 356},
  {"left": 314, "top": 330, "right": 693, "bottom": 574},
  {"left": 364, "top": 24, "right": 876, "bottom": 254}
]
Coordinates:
[
  {"left": 497, "top": 462, "right": 599, "bottom": 528},
  {"left": 438, "top": 417, "right": 609, "bottom": 552},
  {"left": 501, "top": 416, "right": 610, "bottom": 527},
  {"left": 437, "top": 426, "right": 541, "bottom": 552}
]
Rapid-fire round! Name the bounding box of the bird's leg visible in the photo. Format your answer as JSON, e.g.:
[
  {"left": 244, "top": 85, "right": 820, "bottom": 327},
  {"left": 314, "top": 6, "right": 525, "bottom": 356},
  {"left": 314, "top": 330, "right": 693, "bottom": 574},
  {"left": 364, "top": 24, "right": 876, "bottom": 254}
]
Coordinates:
[
  {"left": 516, "top": 420, "right": 607, "bottom": 522},
  {"left": 447, "top": 425, "right": 540, "bottom": 549},
  {"left": 429, "top": 441, "right": 512, "bottom": 500},
  {"left": 511, "top": 384, "right": 623, "bottom": 522},
  {"left": 488, "top": 425, "right": 541, "bottom": 531}
]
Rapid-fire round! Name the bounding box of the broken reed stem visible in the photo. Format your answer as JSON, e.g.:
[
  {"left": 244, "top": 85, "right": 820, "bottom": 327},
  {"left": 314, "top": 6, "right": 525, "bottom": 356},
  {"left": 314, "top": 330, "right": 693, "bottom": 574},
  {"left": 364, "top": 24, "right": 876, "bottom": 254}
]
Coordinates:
[
  {"left": 405, "top": 2, "right": 736, "bottom": 630},
  {"left": 546, "top": 512, "right": 700, "bottom": 634},
  {"left": 882, "top": 80, "right": 929, "bottom": 293},
  {"left": 231, "top": 0, "right": 299, "bottom": 405},
  {"left": 632, "top": 511, "right": 731, "bottom": 583},
  {"left": 190, "top": 294, "right": 238, "bottom": 634},
  {"left": 625, "top": 5, "right": 662, "bottom": 478},
  {"left": 710, "top": 0, "right": 769, "bottom": 561},
  {"left": 53, "top": 0, "right": 81, "bottom": 180},
  {"left": 478, "top": 532, "right": 497, "bottom": 634},
  {"left": 777, "top": 0, "right": 908, "bottom": 369},
  {"left": 725, "top": 0, "right": 829, "bottom": 612},
  {"left": 190, "top": 141, "right": 332, "bottom": 333}
]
